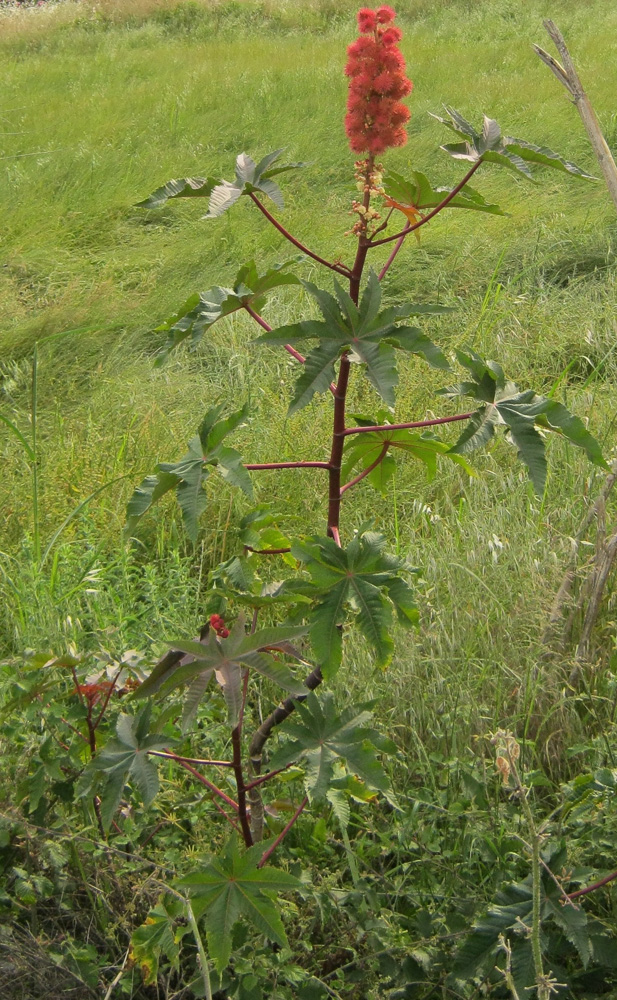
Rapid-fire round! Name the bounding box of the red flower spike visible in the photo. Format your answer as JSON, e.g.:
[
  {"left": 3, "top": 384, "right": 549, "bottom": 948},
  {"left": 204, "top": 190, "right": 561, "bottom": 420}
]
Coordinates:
[
  {"left": 375, "top": 4, "right": 396, "bottom": 22},
  {"left": 357, "top": 7, "right": 377, "bottom": 31},
  {"left": 344, "top": 6, "right": 412, "bottom": 156}
]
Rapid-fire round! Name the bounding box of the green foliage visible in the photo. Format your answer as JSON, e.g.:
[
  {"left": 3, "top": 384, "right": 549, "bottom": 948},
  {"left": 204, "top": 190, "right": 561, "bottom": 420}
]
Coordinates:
[
  {"left": 136, "top": 616, "right": 308, "bottom": 727},
  {"left": 433, "top": 107, "right": 596, "bottom": 180},
  {"left": 268, "top": 692, "right": 395, "bottom": 802},
  {"left": 256, "top": 270, "right": 450, "bottom": 413},
  {"left": 178, "top": 835, "right": 302, "bottom": 973},
  {"left": 342, "top": 411, "right": 474, "bottom": 494},
  {"left": 138, "top": 149, "right": 308, "bottom": 218},
  {"left": 125, "top": 403, "right": 252, "bottom": 541},
  {"left": 384, "top": 168, "right": 506, "bottom": 215},
  {"left": 130, "top": 894, "right": 190, "bottom": 984},
  {"left": 439, "top": 349, "right": 608, "bottom": 493},
  {"left": 82, "top": 704, "right": 169, "bottom": 830},
  {"left": 287, "top": 531, "right": 417, "bottom": 677},
  {"left": 153, "top": 259, "right": 302, "bottom": 364}
]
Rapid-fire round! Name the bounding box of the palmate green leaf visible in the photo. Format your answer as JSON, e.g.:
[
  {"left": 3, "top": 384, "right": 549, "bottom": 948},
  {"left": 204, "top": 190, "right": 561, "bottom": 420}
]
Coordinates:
[
  {"left": 343, "top": 413, "right": 474, "bottom": 494},
  {"left": 125, "top": 404, "right": 252, "bottom": 542},
  {"left": 432, "top": 106, "right": 595, "bottom": 180},
  {"left": 130, "top": 896, "right": 189, "bottom": 985},
  {"left": 177, "top": 835, "right": 302, "bottom": 973},
  {"left": 256, "top": 271, "right": 448, "bottom": 414},
  {"left": 384, "top": 168, "right": 506, "bottom": 216},
  {"left": 269, "top": 692, "right": 394, "bottom": 802},
  {"left": 205, "top": 149, "right": 309, "bottom": 218},
  {"left": 160, "top": 617, "right": 309, "bottom": 725},
  {"left": 87, "top": 705, "right": 170, "bottom": 830},
  {"left": 440, "top": 349, "right": 607, "bottom": 492},
  {"left": 286, "top": 531, "right": 417, "bottom": 677},
  {"left": 136, "top": 176, "right": 220, "bottom": 209},
  {"left": 154, "top": 259, "right": 302, "bottom": 364}
]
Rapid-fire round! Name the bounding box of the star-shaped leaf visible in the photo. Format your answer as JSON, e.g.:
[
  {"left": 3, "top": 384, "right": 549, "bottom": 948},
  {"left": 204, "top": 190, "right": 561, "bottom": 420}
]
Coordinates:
[
  {"left": 154, "top": 258, "right": 303, "bottom": 364},
  {"left": 285, "top": 531, "right": 417, "bottom": 677},
  {"left": 432, "top": 107, "right": 595, "bottom": 180},
  {"left": 439, "top": 349, "right": 607, "bottom": 492},
  {"left": 255, "top": 271, "right": 450, "bottom": 414},
  {"left": 342, "top": 411, "right": 474, "bottom": 494},
  {"left": 268, "top": 692, "right": 396, "bottom": 802},
  {"left": 204, "top": 149, "right": 309, "bottom": 219},
  {"left": 137, "top": 149, "right": 308, "bottom": 216},
  {"left": 136, "top": 176, "right": 220, "bottom": 209},
  {"left": 139, "top": 617, "right": 309, "bottom": 726},
  {"left": 177, "top": 835, "right": 302, "bottom": 973},
  {"left": 125, "top": 404, "right": 252, "bottom": 542},
  {"left": 85, "top": 705, "right": 170, "bottom": 830},
  {"left": 384, "top": 168, "right": 506, "bottom": 220}
]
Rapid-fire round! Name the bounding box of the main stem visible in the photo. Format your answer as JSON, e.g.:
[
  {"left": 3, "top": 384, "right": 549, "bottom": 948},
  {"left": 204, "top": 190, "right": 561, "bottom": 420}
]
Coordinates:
[{"left": 327, "top": 156, "right": 373, "bottom": 538}]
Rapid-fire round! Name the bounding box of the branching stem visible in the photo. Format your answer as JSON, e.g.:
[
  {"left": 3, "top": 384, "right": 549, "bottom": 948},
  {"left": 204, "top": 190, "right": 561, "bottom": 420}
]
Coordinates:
[
  {"left": 257, "top": 796, "right": 309, "bottom": 868},
  {"left": 249, "top": 192, "right": 351, "bottom": 276},
  {"left": 340, "top": 443, "right": 389, "bottom": 495},
  {"left": 342, "top": 413, "right": 473, "bottom": 436},
  {"left": 370, "top": 160, "right": 483, "bottom": 247},
  {"left": 245, "top": 460, "right": 331, "bottom": 471}
]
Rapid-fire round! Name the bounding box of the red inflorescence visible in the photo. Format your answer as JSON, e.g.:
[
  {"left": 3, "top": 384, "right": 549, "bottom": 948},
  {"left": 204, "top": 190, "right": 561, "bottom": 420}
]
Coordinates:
[
  {"left": 345, "top": 6, "right": 412, "bottom": 155},
  {"left": 75, "top": 681, "right": 114, "bottom": 707},
  {"left": 209, "top": 614, "right": 230, "bottom": 639}
]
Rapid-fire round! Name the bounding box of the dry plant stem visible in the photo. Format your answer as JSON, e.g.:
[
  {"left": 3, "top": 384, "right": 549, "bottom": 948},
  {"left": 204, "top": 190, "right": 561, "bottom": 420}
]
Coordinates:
[
  {"left": 342, "top": 412, "right": 473, "bottom": 436},
  {"left": 542, "top": 460, "right": 617, "bottom": 648},
  {"left": 233, "top": 670, "right": 253, "bottom": 846},
  {"left": 534, "top": 21, "right": 617, "bottom": 212},
  {"left": 248, "top": 192, "right": 351, "bottom": 276},
  {"left": 257, "top": 796, "right": 309, "bottom": 868},
  {"left": 370, "top": 160, "right": 483, "bottom": 247},
  {"left": 567, "top": 869, "right": 617, "bottom": 899}
]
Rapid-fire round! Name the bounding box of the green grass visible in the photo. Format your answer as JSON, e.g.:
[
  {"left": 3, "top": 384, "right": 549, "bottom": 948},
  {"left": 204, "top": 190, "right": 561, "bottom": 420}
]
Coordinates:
[{"left": 1, "top": 0, "right": 617, "bottom": 765}]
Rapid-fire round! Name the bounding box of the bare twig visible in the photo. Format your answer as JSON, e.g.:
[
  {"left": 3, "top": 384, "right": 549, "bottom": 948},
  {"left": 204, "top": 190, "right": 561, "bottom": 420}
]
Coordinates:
[{"left": 534, "top": 20, "right": 617, "bottom": 211}]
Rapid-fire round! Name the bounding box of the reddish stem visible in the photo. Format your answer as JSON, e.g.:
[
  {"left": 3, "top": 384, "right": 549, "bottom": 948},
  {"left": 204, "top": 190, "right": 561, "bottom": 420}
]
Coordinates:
[
  {"left": 342, "top": 413, "right": 473, "bottom": 436},
  {"left": 173, "top": 757, "right": 239, "bottom": 812},
  {"left": 248, "top": 192, "right": 351, "bottom": 276},
  {"left": 370, "top": 160, "right": 483, "bottom": 248},
  {"left": 232, "top": 671, "right": 253, "bottom": 847},
  {"left": 257, "top": 796, "right": 309, "bottom": 868},
  {"left": 244, "top": 304, "right": 306, "bottom": 364},
  {"left": 245, "top": 461, "right": 331, "bottom": 471},
  {"left": 211, "top": 796, "right": 243, "bottom": 835},
  {"left": 567, "top": 870, "right": 617, "bottom": 900},
  {"left": 148, "top": 750, "right": 234, "bottom": 768},
  {"left": 92, "top": 669, "right": 122, "bottom": 731},
  {"left": 243, "top": 765, "right": 292, "bottom": 792},
  {"left": 378, "top": 229, "right": 409, "bottom": 281},
  {"left": 340, "top": 443, "right": 389, "bottom": 495},
  {"left": 327, "top": 357, "right": 351, "bottom": 537}
]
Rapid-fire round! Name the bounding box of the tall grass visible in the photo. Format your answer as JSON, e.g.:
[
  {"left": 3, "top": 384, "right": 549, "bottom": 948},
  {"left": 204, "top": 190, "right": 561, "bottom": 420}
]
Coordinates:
[{"left": 1, "top": 0, "right": 616, "bottom": 765}]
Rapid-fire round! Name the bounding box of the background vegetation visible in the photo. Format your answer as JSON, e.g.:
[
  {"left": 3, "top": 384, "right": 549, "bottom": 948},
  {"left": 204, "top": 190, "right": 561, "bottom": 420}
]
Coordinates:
[{"left": 1, "top": 1, "right": 616, "bottom": 997}]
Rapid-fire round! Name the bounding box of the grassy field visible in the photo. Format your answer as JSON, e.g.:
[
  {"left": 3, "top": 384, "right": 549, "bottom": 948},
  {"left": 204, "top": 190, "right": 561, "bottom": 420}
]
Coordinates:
[
  {"left": 2, "top": 2, "right": 617, "bottom": 997},
  {"left": 1, "top": 0, "right": 617, "bottom": 759}
]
